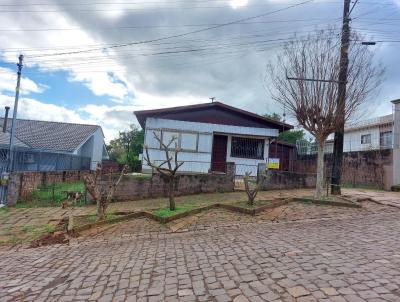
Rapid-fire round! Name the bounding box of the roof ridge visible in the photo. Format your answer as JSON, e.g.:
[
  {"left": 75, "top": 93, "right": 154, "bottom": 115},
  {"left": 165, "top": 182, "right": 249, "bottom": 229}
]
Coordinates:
[{"left": 0, "top": 116, "right": 101, "bottom": 128}]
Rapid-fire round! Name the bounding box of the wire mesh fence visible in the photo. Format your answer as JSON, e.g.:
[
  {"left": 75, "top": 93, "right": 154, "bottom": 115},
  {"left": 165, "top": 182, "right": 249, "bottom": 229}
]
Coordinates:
[{"left": 0, "top": 148, "right": 91, "bottom": 172}]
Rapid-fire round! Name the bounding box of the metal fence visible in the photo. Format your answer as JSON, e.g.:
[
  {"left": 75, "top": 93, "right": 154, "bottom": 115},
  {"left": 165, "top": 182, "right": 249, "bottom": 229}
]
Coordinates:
[{"left": 0, "top": 148, "right": 91, "bottom": 172}]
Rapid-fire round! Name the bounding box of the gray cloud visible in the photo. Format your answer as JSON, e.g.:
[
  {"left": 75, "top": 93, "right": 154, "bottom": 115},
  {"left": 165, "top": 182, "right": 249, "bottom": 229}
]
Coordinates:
[{"left": 2, "top": 0, "right": 399, "bottom": 138}]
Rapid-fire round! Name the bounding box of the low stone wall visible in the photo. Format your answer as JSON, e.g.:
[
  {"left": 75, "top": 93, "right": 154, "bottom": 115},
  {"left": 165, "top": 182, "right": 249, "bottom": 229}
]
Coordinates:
[
  {"left": 102, "top": 173, "right": 235, "bottom": 201},
  {"left": 262, "top": 170, "right": 316, "bottom": 190},
  {"left": 6, "top": 170, "right": 89, "bottom": 206}
]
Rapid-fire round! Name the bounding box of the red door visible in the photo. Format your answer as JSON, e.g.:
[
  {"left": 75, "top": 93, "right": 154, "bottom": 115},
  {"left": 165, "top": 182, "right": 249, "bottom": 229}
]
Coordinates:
[{"left": 211, "top": 135, "right": 228, "bottom": 173}]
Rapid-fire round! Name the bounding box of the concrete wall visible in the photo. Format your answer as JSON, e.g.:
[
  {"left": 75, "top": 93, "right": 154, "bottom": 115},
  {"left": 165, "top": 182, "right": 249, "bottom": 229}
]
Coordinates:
[
  {"left": 100, "top": 172, "right": 235, "bottom": 201},
  {"left": 262, "top": 170, "right": 316, "bottom": 190},
  {"left": 392, "top": 100, "right": 400, "bottom": 186},
  {"left": 293, "top": 149, "right": 393, "bottom": 190}
]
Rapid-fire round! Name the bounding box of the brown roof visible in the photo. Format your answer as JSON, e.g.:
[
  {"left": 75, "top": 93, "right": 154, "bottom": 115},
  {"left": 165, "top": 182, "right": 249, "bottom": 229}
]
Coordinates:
[{"left": 134, "top": 102, "right": 293, "bottom": 131}]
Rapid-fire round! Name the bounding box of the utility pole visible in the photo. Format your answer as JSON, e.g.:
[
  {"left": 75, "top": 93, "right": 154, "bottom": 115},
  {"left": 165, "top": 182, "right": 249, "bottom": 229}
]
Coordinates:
[
  {"left": 8, "top": 54, "right": 24, "bottom": 172},
  {"left": 330, "top": 0, "right": 351, "bottom": 195}
]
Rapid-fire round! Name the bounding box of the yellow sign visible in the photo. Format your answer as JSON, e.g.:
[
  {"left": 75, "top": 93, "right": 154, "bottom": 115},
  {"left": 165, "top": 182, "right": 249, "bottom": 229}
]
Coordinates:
[{"left": 268, "top": 158, "right": 280, "bottom": 169}]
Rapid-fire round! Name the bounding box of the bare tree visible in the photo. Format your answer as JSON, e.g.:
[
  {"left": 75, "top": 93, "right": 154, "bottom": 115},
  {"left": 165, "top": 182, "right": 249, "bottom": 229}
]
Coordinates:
[
  {"left": 83, "top": 163, "right": 128, "bottom": 221},
  {"left": 268, "top": 29, "right": 383, "bottom": 198},
  {"left": 143, "top": 132, "right": 184, "bottom": 211},
  {"left": 243, "top": 172, "right": 262, "bottom": 206}
]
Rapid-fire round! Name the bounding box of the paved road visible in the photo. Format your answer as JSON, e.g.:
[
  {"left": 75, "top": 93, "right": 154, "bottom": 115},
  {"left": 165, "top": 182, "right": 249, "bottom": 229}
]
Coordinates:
[{"left": 1, "top": 212, "right": 400, "bottom": 302}]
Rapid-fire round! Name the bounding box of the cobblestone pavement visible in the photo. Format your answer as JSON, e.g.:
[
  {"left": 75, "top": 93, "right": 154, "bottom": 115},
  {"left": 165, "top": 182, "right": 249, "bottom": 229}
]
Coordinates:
[{"left": 1, "top": 203, "right": 400, "bottom": 302}]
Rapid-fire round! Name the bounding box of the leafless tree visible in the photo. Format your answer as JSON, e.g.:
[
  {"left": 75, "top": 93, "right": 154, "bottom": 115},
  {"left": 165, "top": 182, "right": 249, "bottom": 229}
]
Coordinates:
[
  {"left": 267, "top": 29, "right": 383, "bottom": 198},
  {"left": 83, "top": 163, "right": 128, "bottom": 221},
  {"left": 143, "top": 132, "right": 184, "bottom": 211},
  {"left": 243, "top": 172, "right": 262, "bottom": 206}
]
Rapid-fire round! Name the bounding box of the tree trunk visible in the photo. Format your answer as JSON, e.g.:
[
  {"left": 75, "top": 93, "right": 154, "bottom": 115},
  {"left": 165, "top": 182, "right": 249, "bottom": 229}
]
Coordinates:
[
  {"left": 247, "top": 193, "right": 255, "bottom": 206},
  {"left": 169, "top": 177, "right": 176, "bottom": 211},
  {"left": 97, "top": 201, "right": 105, "bottom": 221},
  {"left": 315, "top": 140, "right": 325, "bottom": 199}
]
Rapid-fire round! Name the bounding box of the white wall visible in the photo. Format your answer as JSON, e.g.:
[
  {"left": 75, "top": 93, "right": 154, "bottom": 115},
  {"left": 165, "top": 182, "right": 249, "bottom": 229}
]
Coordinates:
[
  {"left": 343, "top": 127, "right": 382, "bottom": 152},
  {"left": 393, "top": 101, "right": 400, "bottom": 186},
  {"left": 142, "top": 118, "right": 276, "bottom": 175},
  {"left": 75, "top": 127, "right": 105, "bottom": 170}
]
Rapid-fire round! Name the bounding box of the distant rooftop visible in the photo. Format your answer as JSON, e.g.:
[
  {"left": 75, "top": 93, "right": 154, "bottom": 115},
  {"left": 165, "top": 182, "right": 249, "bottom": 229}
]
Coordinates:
[
  {"left": 345, "top": 114, "right": 393, "bottom": 132},
  {"left": 0, "top": 118, "right": 102, "bottom": 153}
]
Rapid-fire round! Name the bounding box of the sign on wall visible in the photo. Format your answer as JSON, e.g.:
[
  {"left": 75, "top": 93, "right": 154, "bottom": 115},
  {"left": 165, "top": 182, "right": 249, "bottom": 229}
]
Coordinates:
[{"left": 268, "top": 158, "right": 280, "bottom": 170}]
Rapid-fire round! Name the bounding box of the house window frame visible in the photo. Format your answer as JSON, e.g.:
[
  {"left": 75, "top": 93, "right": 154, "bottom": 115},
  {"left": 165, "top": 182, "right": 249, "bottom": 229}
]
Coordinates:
[
  {"left": 361, "top": 134, "right": 371, "bottom": 144},
  {"left": 160, "top": 129, "right": 199, "bottom": 152},
  {"left": 379, "top": 131, "right": 392, "bottom": 148},
  {"left": 230, "top": 136, "right": 265, "bottom": 160}
]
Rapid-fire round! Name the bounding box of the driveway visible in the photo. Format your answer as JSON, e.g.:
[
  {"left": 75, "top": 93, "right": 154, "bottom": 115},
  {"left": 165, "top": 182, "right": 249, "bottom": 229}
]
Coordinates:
[{"left": 1, "top": 203, "right": 400, "bottom": 302}]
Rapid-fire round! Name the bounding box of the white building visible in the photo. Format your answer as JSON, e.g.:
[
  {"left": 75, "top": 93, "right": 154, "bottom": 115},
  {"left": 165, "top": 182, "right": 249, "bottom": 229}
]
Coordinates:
[
  {"left": 323, "top": 114, "right": 394, "bottom": 153},
  {"left": 134, "top": 102, "right": 292, "bottom": 176}
]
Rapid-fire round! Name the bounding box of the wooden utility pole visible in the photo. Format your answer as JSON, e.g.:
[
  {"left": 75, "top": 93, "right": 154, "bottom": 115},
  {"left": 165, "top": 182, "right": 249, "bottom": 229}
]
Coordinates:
[
  {"left": 330, "top": 0, "right": 351, "bottom": 195},
  {"left": 8, "top": 54, "right": 24, "bottom": 172}
]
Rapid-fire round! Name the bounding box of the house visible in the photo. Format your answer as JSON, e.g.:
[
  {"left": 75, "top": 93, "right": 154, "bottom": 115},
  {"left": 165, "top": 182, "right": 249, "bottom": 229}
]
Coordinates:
[
  {"left": 324, "top": 114, "right": 394, "bottom": 153},
  {"left": 134, "top": 102, "right": 292, "bottom": 176},
  {"left": 0, "top": 115, "right": 107, "bottom": 171}
]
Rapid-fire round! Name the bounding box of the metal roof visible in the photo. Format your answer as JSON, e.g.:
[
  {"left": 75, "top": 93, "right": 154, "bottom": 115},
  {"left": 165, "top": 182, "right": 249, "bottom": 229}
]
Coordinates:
[{"left": 0, "top": 118, "right": 101, "bottom": 153}]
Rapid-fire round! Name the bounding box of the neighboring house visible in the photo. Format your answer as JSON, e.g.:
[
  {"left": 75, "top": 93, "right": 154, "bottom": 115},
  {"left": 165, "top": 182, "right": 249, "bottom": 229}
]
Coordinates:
[
  {"left": 297, "top": 113, "right": 395, "bottom": 155},
  {"left": 324, "top": 114, "right": 394, "bottom": 153},
  {"left": 134, "top": 102, "right": 292, "bottom": 175},
  {"left": 0, "top": 117, "right": 108, "bottom": 171}
]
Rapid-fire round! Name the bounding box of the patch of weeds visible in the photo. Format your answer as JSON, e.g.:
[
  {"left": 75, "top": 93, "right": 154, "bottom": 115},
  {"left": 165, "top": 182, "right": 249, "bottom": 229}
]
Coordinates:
[
  {"left": 86, "top": 213, "right": 119, "bottom": 222},
  {"left": 18, "top": 182, "right": 86, "bottom": 207},
  {"left": 0, "top": 206, "right": 9, "bottom": 214},
  {"left": 152, "top": 204, "right": 198, "bottom": 218},
  {"left": 341, "top": 183, "right": 383, "bottom": 191}
]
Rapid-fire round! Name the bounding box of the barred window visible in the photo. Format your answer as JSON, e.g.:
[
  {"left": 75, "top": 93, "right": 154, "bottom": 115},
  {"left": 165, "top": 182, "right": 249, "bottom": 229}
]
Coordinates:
[
  {"left": 231, "top": 137, "right": 264, "bottom": 159},
  {"left": 380, "top": 131, "right": 392, "bottom": 147}
]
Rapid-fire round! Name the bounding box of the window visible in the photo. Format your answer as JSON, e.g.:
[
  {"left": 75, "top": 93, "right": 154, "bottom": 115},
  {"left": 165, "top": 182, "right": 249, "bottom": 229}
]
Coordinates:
[
  {"left": 231, "top": 137, "right": 264, "bottom": 159},
  {"left": 380, "top": 131, "right": 392, "bottom": 148},
  {"left": 160, "top": 130, "right": 198, "bottom": 151},
  {"left": 361, "top": 134, "right": 371, "bottom": 144},
  {"left": 162, "top": 131, "right": 180, "bottom": 148},
  {"left": 181, "top": 133, "right": 197, "bottom": 151}
]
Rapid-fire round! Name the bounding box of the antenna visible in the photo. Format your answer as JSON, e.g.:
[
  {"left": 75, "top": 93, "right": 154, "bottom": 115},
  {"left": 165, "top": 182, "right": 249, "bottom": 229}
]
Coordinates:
[{"left": 209, "top": 97, "right": 216, "bottom": 103}]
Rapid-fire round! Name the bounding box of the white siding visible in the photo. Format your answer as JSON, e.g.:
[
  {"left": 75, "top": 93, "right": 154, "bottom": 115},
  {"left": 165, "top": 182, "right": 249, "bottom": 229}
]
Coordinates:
[
  {"left": 142, "top": 118, "right": 275, "bottom": 175},
  {"left": 75, "top": 127, "right": 105, "bottom": 170}
]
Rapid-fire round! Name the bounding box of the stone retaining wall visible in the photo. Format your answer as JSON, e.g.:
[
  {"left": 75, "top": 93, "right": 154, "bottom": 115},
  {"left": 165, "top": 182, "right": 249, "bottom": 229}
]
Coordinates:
[
  {"left": 263, "top": 170, "right": 316, "bottom": 190},
  {"left": 101, "top": 173, "right": 235, "bottom": 201}
]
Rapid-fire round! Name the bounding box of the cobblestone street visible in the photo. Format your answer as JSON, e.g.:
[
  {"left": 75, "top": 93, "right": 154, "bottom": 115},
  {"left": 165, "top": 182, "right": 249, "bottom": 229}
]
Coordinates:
[{"left": 1, "top": 203, "right": 400, "bottom": 302}]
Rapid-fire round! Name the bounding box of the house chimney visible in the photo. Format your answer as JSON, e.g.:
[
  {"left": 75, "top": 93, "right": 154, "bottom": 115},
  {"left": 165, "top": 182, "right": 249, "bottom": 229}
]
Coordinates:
[{"left": 3, "top": 106, "right": 10, "bottom": 133}]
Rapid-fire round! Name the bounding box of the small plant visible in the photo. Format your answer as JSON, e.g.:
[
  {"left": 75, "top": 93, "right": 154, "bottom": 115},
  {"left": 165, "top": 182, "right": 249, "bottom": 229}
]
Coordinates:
[
  {"left": 243, "top": 172, "right": 263, "bottom": 206},
  {"left": 143, "top": 132, "right": 184, "bottom": 211},
  {"left": 83, "top": 163, "right": 128, "bottom": 221}
]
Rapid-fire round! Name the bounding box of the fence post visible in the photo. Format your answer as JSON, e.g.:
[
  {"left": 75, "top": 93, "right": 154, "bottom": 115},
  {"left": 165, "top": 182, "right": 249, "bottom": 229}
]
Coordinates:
[{"left": 257, "top": 163, "right": 267, "bottom": 190}]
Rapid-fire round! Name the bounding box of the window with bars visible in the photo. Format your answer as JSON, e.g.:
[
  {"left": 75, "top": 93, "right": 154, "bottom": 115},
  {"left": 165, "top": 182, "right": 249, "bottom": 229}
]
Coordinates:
[{"left": 230, "top": 137, "right": 264, "bottom": 159}]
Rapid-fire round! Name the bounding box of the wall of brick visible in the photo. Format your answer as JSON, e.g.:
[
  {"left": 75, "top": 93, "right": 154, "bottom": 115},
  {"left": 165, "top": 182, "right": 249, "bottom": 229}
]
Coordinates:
[
  {"left": 292, "top": 149, "right": 393, "bottom": 190},
  {"left": 101, "top": 173, "right": 235, "bottom": 201},
  {"left": 6, "top": 170, "right": 89, "bottom": 206}
]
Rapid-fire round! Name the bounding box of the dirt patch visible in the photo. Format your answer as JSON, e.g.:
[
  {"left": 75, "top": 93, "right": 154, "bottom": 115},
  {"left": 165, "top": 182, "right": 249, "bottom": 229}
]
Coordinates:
[{"left": 30, "top": 231, "right": 69, "bottom": 248}]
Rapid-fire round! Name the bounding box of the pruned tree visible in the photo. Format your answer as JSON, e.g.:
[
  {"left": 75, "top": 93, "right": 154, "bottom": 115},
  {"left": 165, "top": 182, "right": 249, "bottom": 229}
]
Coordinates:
[
  {"left": 83, "top": 163, "right": 128, "bottom": 221},
  {"left": 143, "top": 132, "right": 184, "bottom": 211},
  {"left": 243, "top": 172, "right": 262, "bottom": 206},
  {"left": 267, "top": 29, "right": 383, "bottom": 198}
]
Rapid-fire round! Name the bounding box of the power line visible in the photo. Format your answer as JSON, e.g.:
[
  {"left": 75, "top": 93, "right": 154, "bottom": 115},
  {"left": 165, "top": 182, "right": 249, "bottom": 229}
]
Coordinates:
[{"left": 26, "top": 0, "right": 315, "bottom": 58}]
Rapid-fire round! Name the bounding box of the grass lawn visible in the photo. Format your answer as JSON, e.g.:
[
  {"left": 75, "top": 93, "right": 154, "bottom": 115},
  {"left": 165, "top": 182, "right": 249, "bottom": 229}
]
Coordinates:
[
  {"left": 152, "top": 204, "right": 198, "bottom": 218},
  {"left": 18, "top": 182, "right": 86, "bottom": 207},
  {"left": 0, "top": 223, "right": 56, "bottom": 246}
]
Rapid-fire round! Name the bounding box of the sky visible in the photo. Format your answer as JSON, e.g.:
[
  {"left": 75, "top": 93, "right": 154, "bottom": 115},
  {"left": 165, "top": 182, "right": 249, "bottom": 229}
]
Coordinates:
[{"left": 0, "top": 0, "right": 399, "bottom": 142}]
